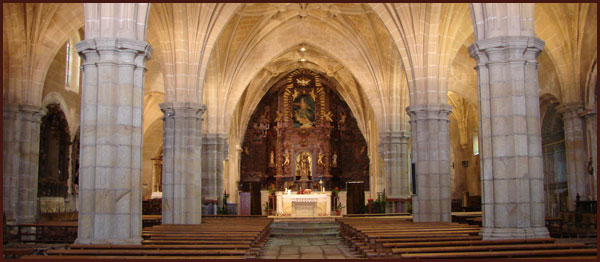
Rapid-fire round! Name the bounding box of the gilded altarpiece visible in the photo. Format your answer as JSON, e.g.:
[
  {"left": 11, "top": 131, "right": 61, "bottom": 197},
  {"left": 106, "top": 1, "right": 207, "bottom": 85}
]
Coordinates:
[{"left": 241, "top": 69, "right": 369, "bottom": 191}]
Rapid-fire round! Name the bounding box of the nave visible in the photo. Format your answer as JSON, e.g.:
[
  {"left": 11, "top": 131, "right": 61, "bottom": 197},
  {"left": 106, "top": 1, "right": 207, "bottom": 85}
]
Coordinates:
[{"left": 4, "top": 214, "right": 597, "bottom": 259}]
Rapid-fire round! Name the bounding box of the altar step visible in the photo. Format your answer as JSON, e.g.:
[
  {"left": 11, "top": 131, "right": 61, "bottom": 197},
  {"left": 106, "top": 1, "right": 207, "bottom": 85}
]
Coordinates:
[{"left": 270, "top": 221, "right": 340, "bottom": 237}]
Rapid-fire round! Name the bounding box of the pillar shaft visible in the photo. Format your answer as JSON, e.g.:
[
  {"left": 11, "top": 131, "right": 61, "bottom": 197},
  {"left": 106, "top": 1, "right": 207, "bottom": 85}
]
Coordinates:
[
  {"left": 380, "top": 131, "right": 410, "bottom": 198},
  {"left": 583, "top": 112, "right": 597, "bottom": 200},
  {"left": 202, "top": 133, "right": 227, "bottom": 203},
  {"left": 559, "top": 105, "right": 589, "bottom": 207},
  {"left": 407, "top": 104, "right": 452, "bottom": 222},
  {"left": 470, "top": 36, "right": 549, "bottom": 239},
  {"left": 160, "top": 102, "right": 205, "bottom": 224},
  {"left": 2, "top": 105, "right": 45, "bottom": 224},
  {"left": 75, "top": 38, "right": 151, "bottom": 244}
]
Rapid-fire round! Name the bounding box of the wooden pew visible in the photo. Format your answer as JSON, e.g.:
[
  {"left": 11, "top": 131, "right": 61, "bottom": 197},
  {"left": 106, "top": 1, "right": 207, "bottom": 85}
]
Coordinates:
[
  {"left": 9, "top": 221, "right": 77, "bottom": 244},
  {"left": 23, "top": 255, "right": 246, "bottom": 259},
  {"left": 338, "top": 217, "right": 597, "bottom": 259},
  {"left": 400, "top": 248, "right": 597, "bottom": 259},
  {"left": 382, "top": 237, "right": 554, "bottom": 249},
  {"left": 337, "top": 217, "right": 482, "bottom": 257},
  {"left": 24, "top": 217, "right": 273, "bottom": 260},
  {"left": 393, "top": 243, "right": 588, "bottom": 255},
  {"left": 2, "top": 247, "right": 35, "bottom": 259},
  {"left": 46, "top": 249, "right": 248, "bottom": 256}
]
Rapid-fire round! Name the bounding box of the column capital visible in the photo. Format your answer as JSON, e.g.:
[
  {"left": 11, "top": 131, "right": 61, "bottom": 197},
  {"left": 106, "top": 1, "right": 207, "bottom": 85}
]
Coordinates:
[
  {"left": 469, "top": 36, "right": 544, "bottom": 64},
  {"left": 76, "top": 38, "right": 152, "bottom": 61},
  {"left": 406, "top": 104, "right": 452, "bottom": 121},
  {"left": 557, "top": 103, "right": 585, "bottom": 120},
  {"left": 3, "top": 104, "right": 20, "bottom": 119},
  {"left": 581, "top": 110, "right": 597, "bottom": 120},
  {"left": 18, "top": 104, "right": 47, "bottom": 123},
  {"left": 379, "top": 131, "right": 410, "bottom": 145},
  {"left": 469, "top": 36, "right": 544, "bottom": 54},
  {"left": 202, "top": 133, "right": 228, "bottom": 144},
  {"left": 160, "top": 102, "right": 206, "bottom": 119}
]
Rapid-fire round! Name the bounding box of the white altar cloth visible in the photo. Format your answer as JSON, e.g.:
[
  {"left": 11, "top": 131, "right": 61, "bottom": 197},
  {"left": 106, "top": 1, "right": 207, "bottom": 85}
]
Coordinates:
[{"left": 275, "top": 192, "right": 331, "bottom": 216}]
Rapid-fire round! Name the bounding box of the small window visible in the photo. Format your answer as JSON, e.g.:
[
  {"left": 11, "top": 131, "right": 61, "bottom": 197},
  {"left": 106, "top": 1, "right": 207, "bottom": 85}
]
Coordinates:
[
  {"left": 64, "top": 38, "right": 81, "bottom": 93},
  {"left": 473, "top": 129, "right": 479, "bottom": 155},
  {"left": 65, "top": 41, "right": 71, "bottom": 86}
]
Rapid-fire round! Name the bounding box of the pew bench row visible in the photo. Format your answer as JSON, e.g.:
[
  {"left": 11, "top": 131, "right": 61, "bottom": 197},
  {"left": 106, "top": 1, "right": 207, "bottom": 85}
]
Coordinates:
[
  {"left": 21, "top": 217, "right": 273, "bottom": 260},
  {"left": 337, "top": 217, "right": 597, "bottom": 259}
]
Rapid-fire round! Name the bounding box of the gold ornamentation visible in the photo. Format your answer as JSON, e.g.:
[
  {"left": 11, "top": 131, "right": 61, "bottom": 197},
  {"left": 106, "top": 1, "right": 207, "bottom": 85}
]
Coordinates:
[
  {"left": 283, "top": 150, "right": 290, "bottom": 166},
  {"left": 270, "top": 151, "right": 275, "bottom": 166},
  {"left": 296, "top": 77, "right": 311, "bottom": 86},
  {"left": 338, "top": 112, "right": 347, "bottom": 125},
  {"left": 323, "top": 111, "right": 334, "bottom": 123},
  {"left": 296, "top": 152, "right": 312, "bottom": 180},
  {"left": 274, "top": 111, "right": 283, "bottom": 122},
  {"left": 332, "top": 153, "right": 338, "bottom": 167},
  {"left": 318, "top": 152, "right": 325, "bottom": 166}
]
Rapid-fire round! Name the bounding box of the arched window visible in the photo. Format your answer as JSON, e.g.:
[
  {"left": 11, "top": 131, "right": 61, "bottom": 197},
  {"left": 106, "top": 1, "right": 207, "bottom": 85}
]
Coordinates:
[
  {"left": 65, "top": 41, "right": 71, "bottom": 86},
  {"left": 64, "top": 38, "right": 81, "bottom": 92},
  {"left": 473, "top": 128, "right": 479, "bottom": 156}
]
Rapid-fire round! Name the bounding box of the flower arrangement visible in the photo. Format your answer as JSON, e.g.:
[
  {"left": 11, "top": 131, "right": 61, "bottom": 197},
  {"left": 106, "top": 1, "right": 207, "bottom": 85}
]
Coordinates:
[
  {"left": 298, "top": 188, "right": 312, "bottom": 194},
  {"left": 332, "top": 187, "right": 340, "bottom": 196},
  {"left": 268, "top": 183, "right": 276, "bottom": 195}
]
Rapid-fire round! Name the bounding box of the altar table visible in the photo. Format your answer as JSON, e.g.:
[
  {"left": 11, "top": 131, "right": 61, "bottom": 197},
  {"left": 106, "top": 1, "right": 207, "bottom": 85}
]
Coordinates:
[{"left": 275, "top": 192, "right": 332, "bottom": 216}]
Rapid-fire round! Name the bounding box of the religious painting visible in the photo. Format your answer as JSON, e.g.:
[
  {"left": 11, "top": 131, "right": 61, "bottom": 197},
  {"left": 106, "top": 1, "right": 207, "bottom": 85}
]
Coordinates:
[
  {"left": 292, "top": 95, "right": 315, "bottom": 128},
  {"left": 295, "top": 151, "right": 312, "bottom": 180}
]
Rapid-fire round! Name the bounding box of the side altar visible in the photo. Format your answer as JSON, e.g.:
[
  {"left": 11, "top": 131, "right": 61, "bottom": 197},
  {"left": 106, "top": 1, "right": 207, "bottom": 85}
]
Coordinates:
[{"left": 275, "top": 191, "right": 331, "bottom": 217}]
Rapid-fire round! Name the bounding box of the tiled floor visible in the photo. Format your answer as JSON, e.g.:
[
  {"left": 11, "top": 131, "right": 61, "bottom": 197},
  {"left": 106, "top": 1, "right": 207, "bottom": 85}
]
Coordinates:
[
  {"left": 258, "top": 235, "right": 358, "bottom": 259},
  {"left": 257, "top": 220, "right": 359, "bottom": 259}
]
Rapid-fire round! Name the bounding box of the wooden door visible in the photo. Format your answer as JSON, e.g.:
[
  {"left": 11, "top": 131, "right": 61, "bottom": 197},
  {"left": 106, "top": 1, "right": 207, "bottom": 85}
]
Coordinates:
[
  {"left": 239, "top": 192, "right": 251, "bottom": 215},
  {"left": 346, "top": 181, "right": 365, "bottom": 214},
  {"left": 250, "top": 182, "right": 262, "bottom": 215}
]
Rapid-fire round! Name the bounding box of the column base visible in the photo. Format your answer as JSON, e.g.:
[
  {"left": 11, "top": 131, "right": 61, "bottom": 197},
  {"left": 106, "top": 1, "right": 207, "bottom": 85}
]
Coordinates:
[
  {"left": 75, "top": 237, "right": 143, "bottom": 245},
  {"left": 481, "top": 227, "right": 549, "bottom": 240}
]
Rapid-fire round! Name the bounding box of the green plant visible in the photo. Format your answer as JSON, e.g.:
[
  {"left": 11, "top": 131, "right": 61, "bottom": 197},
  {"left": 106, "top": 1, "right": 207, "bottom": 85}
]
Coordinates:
[
  {"left": 264, "top": 201, "right": 270, "bottom": 214},
  {"left": 335, "top": 202, "right": 345, "bottom": 211},
  {"left": 217, "top": 191, "right": 229, "bottom": 215},
  {"left": 332, "top": 187, "right": 340, "bottom": 196},
  {"left": 268, "top": 183, "right": 276, "bottom": 195},
  {"left": 371, "top": 192, "right": 387, "bottom": 213}
]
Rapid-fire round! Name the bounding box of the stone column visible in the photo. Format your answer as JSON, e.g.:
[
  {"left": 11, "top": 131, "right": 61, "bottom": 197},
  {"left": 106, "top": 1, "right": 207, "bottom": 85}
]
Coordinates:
[
  {"left": 559, "top": 104, "right": 589, "bottom": 208},
  {"left": 75, "top": 38, "right": 151, "bottom": 244},
  {"left": 220, "top": 138, "right": 229, "bottom": 202},
  {"left": 407, "top": 104, "right": 452, "bottom": 222},
  {"left": 470, "top": 36, "right": 549, "bottom": 239},
  {"left": 380, "top": 131, "right": 410, "bottom": 198},
  {"left": 160, "top": 102, "right": 205, "bottom": 224},
  {"left": 3, "top": 105, "right": 20, "bottom": 224},
  {"left": 583, "top": 112, "right": 597, "bottom": 200},
  {"left": 202, "top": 133, "right": 227, "bottom": 212},
  {"left": 2, "top": 105, "right": 46, "bottom": 224}
]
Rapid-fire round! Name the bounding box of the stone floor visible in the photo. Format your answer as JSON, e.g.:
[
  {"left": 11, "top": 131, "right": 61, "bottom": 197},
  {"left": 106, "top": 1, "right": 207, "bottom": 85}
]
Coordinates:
[{"left": 257, "top": 220, "right": 359, "bottom": 259}]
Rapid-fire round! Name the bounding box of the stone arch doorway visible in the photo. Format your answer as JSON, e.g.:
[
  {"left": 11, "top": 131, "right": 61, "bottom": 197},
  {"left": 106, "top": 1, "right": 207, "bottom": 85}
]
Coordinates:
[
  {"left": 541, "top": 102, "right": 568, "bottom": 217},
  {"left": 38, "top": 103, "right": 71, "bottom": 214}
]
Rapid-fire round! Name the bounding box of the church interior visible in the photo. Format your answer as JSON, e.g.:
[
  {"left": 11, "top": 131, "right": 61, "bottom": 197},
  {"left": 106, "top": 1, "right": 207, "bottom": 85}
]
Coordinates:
[{"left": 2, "top": 3, "right": 598, "bottom": 259}]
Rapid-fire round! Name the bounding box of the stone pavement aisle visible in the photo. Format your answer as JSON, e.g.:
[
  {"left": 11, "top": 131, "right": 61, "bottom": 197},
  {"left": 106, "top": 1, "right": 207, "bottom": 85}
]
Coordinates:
[{"left": 257, "top": 219, "right": 360, "bottom": 259}]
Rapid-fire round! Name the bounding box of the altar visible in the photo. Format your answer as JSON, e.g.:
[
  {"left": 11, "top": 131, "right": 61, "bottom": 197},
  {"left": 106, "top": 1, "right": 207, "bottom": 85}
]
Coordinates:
[{"left": 275, "top": 192, "right": 331, "bottom": 216}]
